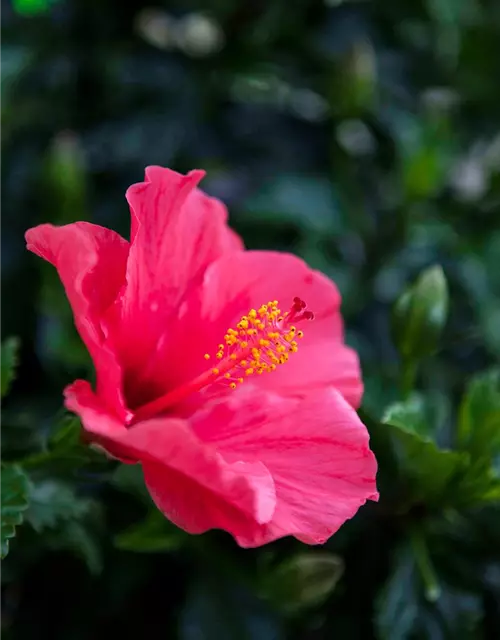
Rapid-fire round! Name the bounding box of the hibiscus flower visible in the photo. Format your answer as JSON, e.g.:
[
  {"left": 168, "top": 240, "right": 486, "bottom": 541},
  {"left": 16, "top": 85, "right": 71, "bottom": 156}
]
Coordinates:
[{"left": 26, "top": 166, "right": 378, "bottom": 547}]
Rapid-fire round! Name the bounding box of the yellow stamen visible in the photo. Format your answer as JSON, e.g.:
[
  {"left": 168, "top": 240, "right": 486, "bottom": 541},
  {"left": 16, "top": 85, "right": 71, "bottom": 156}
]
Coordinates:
[{"left": 202, "top": 298, "right": 313, "bottom": 394}]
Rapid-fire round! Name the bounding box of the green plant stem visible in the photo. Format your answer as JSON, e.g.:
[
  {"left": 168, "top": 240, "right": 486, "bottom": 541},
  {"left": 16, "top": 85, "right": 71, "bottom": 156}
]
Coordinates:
[{"left": 410, "top": 528, "right": 441, "bottom": 602}]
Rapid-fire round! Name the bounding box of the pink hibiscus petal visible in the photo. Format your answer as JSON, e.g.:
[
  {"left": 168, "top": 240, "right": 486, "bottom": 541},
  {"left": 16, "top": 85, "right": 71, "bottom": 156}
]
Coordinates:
[
  {"left": 143, "top": 459, "right": 275, "bottom": 536},
  {"left": 64, "top": 380, "right": 276, "bottom": 535},
  {"left": 25, "top": 223, "right": 130, "bottom": 420},
  {"left": 191, "top": 386, "right": 378, "bottom": 547},
  {"left": 200, "top": 251, "right": 343, "bottom": 342},
  {"left": 259, "top": 340, "right": 363, "bottom": 408},
  {"left": 117, "top": 166, "right": 243, "bottom": 393}
]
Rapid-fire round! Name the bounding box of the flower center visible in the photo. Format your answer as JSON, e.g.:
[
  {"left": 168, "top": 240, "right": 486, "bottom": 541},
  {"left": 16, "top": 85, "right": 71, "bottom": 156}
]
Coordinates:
[{"left": 129, "top": 297, "right": 314, "bottom": 424}]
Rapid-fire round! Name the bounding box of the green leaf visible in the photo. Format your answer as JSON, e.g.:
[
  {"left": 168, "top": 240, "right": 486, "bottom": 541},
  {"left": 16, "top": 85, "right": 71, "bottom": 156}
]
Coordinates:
[
  {"left": 383, "top": 399, "right": 500, "bottom": 509},
  {"left": 457, "top": 368, "right": 500, "bottom": 460},
  {"left": 1, "top": 464, "right": 30, "bottom": 558},
  {"left": 48, "top": 415, "right": 82, "bottom": 450},
  {"left": 1, "top": 337, "right": 20, "bottom": 398},
  {"left": 25, "top": 479, "right": 97, "bottom": 532},
  {"left": 260, "top": 552, "right": 343, "bottom": 614},
  {"left": 392, "top": 265, "right": 449, "bottom": 362},
  {"left": 21, "top": 416, "right": 108, "bottom": 472},
  {"left": 114, "top": 510, "right": 184, "bottom": 553},
  {"left": 452, "top": 460, "right": 500, "bottom": 508},
  {"left": 393, "top": 431, "right": 466, "bottom": 507},
  {"left": 22, "top": 477, "right": 104, "bottom": 575},
  {"left": 383, "top": 390, "right": 500, "bottom": 508},
  {"left": 383, "top": 397, "right": 426, "bottom": 436},
  {"left": 383, "top": 404, "right": 467, "bottom": 507},
  {"left": 382, "top": 392, "right": 449, "bottom": 439}
]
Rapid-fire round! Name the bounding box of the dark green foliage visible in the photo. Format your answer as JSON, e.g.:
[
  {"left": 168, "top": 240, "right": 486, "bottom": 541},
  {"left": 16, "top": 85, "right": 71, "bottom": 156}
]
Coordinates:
[
  {"left": 1, "top": 338, "right": 20, "bottom": 398},
  {"left": 1, "top": 465, "right": 30, "bottom": 558},
  {"left": 2, "top": 0, "right": 500, "bottom": 638}
]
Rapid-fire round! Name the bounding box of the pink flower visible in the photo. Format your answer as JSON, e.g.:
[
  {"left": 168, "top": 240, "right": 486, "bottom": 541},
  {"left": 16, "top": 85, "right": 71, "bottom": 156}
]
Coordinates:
[{"left": 26, "top": 166, "right": 378, "bottom": 547}]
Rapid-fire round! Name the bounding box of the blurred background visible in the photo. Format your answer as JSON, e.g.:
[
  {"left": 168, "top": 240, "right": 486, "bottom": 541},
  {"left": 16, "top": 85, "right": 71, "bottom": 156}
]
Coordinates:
[{"left": 2, "top": 0, "right": 500, "bottom": 638}]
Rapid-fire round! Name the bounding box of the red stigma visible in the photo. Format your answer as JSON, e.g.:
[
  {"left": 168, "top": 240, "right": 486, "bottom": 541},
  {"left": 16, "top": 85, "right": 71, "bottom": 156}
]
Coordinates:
[
  {"left": 292, "top": 297, "right": 307, "bottom": 312},
  {"left": 288, "top": 298, "right": 315, "bottom": 323}
]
